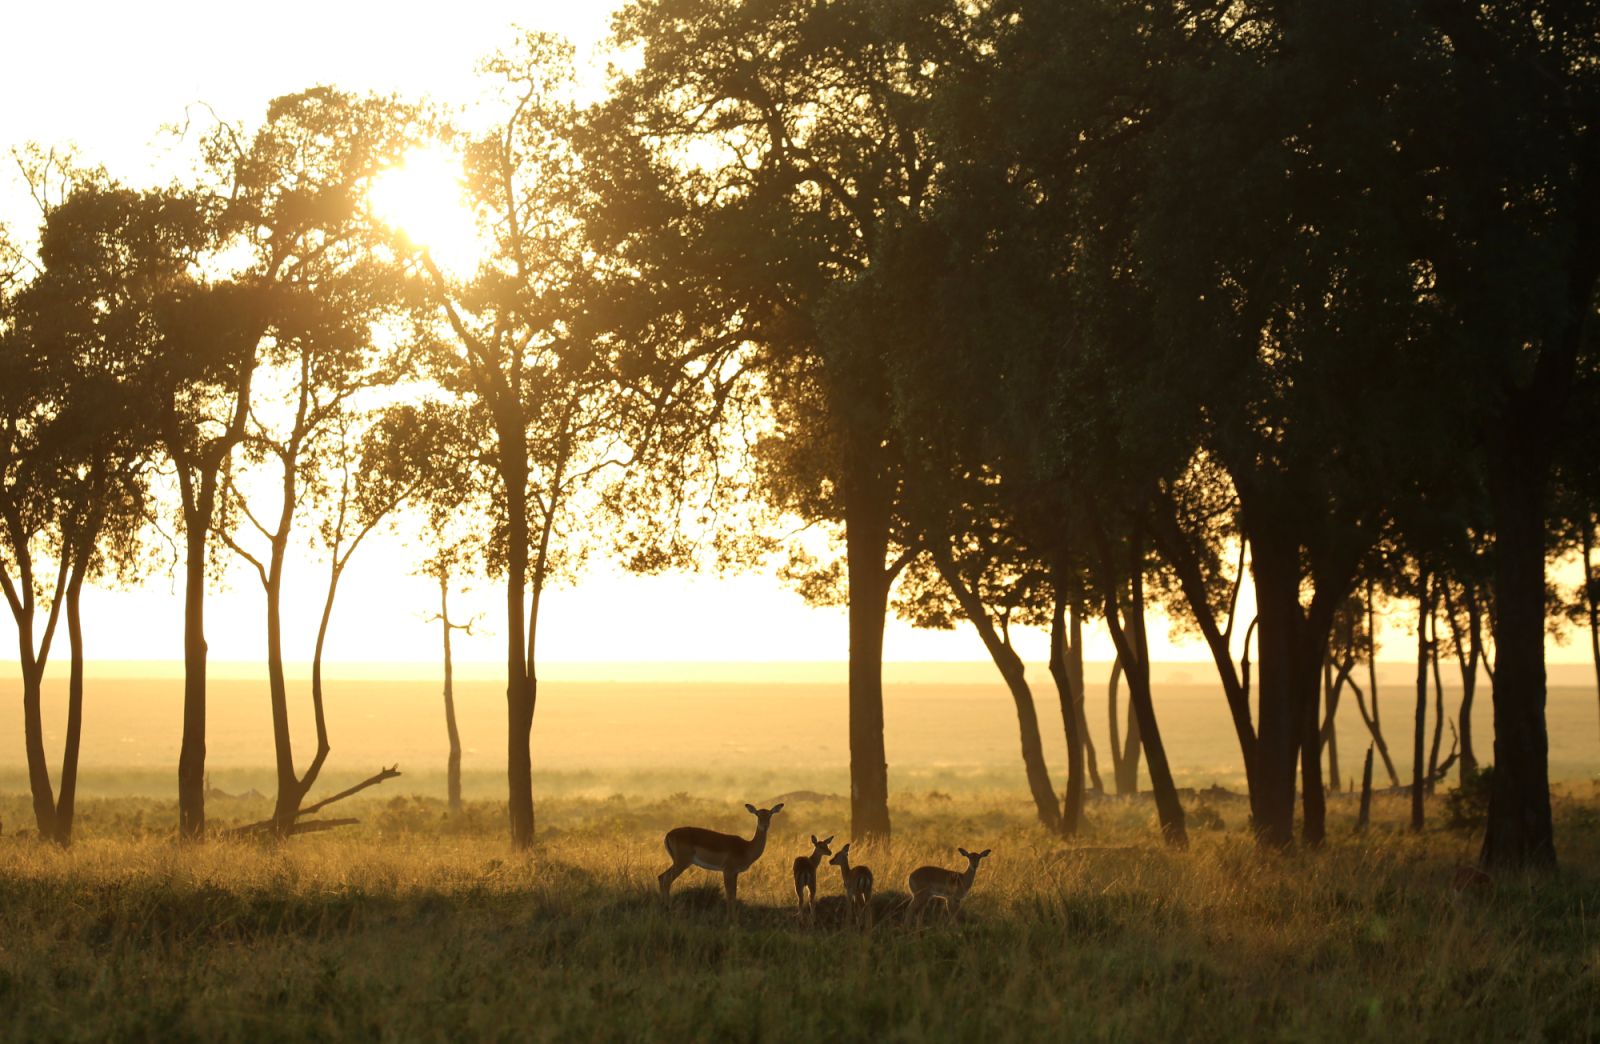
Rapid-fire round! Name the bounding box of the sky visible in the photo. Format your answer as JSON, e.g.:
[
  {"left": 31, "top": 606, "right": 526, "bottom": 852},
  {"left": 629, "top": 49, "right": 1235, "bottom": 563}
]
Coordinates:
[{"left": 0, "top": 2, "right": 1594, "bottom": 673}]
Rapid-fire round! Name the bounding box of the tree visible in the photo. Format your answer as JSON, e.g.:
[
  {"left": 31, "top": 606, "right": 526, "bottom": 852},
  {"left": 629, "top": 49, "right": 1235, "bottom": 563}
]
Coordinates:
[
  {"left": 1407, "top": 0, "right": 1600, "bottom": 870},
  {"left": 397, "top": 34, "right": 641, "bottom": 848},
  {"left": 0, "top": 174, "right": 186, "bottom": 844},
  {"left": 599, "top": 0, "right": 988, "bottom": 842}
]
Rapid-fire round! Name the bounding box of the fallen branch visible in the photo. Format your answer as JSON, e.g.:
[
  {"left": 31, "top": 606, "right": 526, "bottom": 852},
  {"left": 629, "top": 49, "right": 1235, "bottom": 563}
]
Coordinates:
[
  {"left": 223, "top": 764, "right": 401, "bottom": 838},
  {"left": 298, "top": 764, "right": 401, "bottom": 817}
]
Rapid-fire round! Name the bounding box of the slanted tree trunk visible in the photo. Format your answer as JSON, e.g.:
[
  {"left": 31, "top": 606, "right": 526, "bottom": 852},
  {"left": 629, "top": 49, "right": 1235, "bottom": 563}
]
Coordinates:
[
  {"left": 1463, "top": 587, "right": 1484, "bottom": 778},
  {"left": 1445, "top": 581, "right": 1482, "bottom": 781},
  {"left": 1049, "top": 585, "right": 1085, "bottom": 836},
  {"left": 1071, "top": 612, "right": 1104, "bottom": 795},
  {"left": 1107, "top": 654, "right": 1141, "bottom": 795},
  {"left": 1412, "top": 570, "right": 1430, "bottom": 832},
  {"left": 55, "top": 567, "right": 87, "bottom": 845},
  {"left": 1321, "top": 658, "right": 1341, "bottom": 793},
  {"left": 1149, "top": 499, "right": 1259, "bottom": 816},
  {"left": 1352, "top": 582, "right": 1401, "bottom": 786},
  {"left": 931, "top": 543, "right": 1059, "bottom": 831},
  {"left": 1093, "top": 520, "right": 1185, "bottom": 847}
]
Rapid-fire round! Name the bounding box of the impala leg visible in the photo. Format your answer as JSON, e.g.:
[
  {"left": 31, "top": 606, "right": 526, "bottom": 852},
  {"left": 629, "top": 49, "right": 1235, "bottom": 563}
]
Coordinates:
[
  {"left": 723, "top": 869, "right": 739, "bottom": 918},
  {"left": 659, "top": 855, "right": 692, "bottom": 899}
]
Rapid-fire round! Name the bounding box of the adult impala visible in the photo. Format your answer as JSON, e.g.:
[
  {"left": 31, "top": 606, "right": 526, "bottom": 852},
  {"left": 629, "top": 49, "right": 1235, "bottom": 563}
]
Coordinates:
[
  {"left": 658, "top": 802, "right": 784, "bottom": 915},
  {"left": 907, "top": 847, "right": 991, "bottom": 923},
  {"left": 792, "top": 834, "right": 833, "bottom": 922}
]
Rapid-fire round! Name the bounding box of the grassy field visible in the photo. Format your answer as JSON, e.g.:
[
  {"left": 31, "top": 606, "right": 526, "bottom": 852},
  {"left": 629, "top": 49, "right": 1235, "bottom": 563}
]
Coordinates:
[{"left": 1, "top": 784, "right": 1598, "bottom": 1042}]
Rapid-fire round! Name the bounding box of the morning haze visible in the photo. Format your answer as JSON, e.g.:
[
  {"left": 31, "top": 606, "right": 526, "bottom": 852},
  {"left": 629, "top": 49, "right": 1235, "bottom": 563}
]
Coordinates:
[{"left": 2, "top": 1, "right": 1599, "bottom": 1040}]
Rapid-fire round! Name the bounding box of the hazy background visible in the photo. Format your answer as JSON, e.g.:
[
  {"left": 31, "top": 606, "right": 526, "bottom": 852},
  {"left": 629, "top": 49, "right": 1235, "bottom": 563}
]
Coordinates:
[{"left": 4, "top": 662, "right": 1595, "bottom": 805}]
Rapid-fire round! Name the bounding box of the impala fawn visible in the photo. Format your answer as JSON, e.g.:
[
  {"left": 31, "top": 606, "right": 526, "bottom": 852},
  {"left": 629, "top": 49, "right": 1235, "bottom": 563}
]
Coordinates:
[
  {"left": 658, "top": 802, "right": 784, "bottom": 916},
  {"left": 907, "top": 847, "right": 990, "bottom": 923},
  {"left": 829, "top": 842, "right": 874, "bottom": 927},
  {"left": 792, "top": 834, "right": 833, "bottom": 921}
]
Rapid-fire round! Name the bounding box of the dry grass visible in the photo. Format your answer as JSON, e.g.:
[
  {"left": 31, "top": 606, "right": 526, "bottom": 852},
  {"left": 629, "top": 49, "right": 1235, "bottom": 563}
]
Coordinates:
[{"left": 0, "top": 785, "right": 1597, "bottom": 1041}]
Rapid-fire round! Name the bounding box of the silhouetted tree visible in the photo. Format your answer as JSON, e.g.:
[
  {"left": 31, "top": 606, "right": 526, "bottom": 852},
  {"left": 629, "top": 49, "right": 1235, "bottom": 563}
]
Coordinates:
[
  {"left": 397, "top": 34, "right": 641, "bottom": 848},
  {"left": 599, "top": 0, "right": 988, "bottom": 843},
  {"left": 1, "top": 170, "right": 187, "bottom": 844}
]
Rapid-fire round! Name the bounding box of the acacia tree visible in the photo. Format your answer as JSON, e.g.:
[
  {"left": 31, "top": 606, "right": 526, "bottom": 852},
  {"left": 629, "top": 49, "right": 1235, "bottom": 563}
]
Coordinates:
[
  {"left": 0, "top": 177, "right": 184, "bottom": 844},
  {"left": 397, "top": 34, "right": 640, "bottom": 848},
  {"left": 598, "top": 0, "right": 988, "bottom": 843},
  {"left": 893, "top": 468, "right": 1065, "bottom": 833},
  {"left": 1399, "top": 0, "right": 1600, "bottom": 870}
]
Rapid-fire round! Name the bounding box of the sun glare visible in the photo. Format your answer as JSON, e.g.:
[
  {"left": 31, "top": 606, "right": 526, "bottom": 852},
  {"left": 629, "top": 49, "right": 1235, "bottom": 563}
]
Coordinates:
[{"left": 369, "top": 147, "right": 481, "bottom": 275}]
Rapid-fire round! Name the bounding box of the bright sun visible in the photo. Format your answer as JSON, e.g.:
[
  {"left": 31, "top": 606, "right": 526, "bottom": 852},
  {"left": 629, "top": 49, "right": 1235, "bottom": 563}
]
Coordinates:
[{"left": 369, "top": 147, "right": 481, "bottom": 275}]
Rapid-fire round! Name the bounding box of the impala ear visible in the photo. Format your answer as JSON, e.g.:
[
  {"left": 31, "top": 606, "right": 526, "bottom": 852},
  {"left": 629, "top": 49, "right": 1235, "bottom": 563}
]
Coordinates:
[
  {"left": 959, "top": 847, "right": 970, "bottom": 858},
  {"left": 822, "top": 835, "right": 834, "bottom": 846},
  {"left": 770, "top": 802, "right": 784, "bottom": 814},
  {"left": 745, "top": 803, "right": 758, "bottom": 814},
  {"left": 811, "top": 834, "right": 818, "bottom": 845},
  {"left": 980, "top": 849, "right": 992, "bottom": 859}
]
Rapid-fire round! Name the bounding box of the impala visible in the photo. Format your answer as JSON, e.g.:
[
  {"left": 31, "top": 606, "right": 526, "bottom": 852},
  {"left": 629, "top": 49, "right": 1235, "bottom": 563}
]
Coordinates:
[
  {"left": 792, "top": 834, "right": 834, "bottom": 921},
  {"left": 829, "top": 842, "right": 874, "bottom": 928},
  {"left": 658, "top": 802, "right": 784, "bottom": 915},
  {"left": 907, "top": 847, "right": 991, "bottom": 923}
]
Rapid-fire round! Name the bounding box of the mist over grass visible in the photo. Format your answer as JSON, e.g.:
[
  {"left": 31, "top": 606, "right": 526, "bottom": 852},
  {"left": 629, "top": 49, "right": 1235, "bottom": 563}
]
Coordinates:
[{"left": 1, "top": 785, "right": 1597, "bottom": 1040}]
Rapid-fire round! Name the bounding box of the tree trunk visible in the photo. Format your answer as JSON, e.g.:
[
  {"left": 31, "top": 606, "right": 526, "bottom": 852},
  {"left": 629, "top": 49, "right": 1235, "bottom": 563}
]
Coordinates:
[
  {"left": 1481, "top": 443, "right": 1556, "bottom": 869},
  {"left": 1049, "top": 590, "right": 1084, "bottom": 837},
  {"left": 843, "top": 480, "right": 893, "bottom": 844},
  {"left": 1107, "top": 654, "right": 1140, "bottom": 795},
  {"left": 1250, "top": 534, "right": 1306, "bottom": 849},
  {"left": 1148, "top": 497, "right": 1259, "bottom": 810},
  {"left": 441, "top": 576, "right": 463, "bottom": 816},
  {"left": 21, "top": 660, "right": 56, "bottom": 840},
  {"left": 1094, "top": 522, "right": 1185, "bottom": 846},
  {"left": 1124, "top": 534, "right": 1186, "bottom": 847},
  {"left": 931, "top": 545, "right": 1059, "bottom": 831},
  {"left": 1412, "top": 571, "right": 1429, "bottom": 832},
  {"left": 1584, "top": 517, "right": 1599, "bottom": 744},
  {"left": 1322, "top": 658, "right": 1341, "bottom": 794},
  {"left": 267, "top": 562, "right": 301, "bottom": 837},
  {"left": 1357, "top": 745, "right": 1374, "bottom": 832},
  {"left": 55, "top": 573, "right": 86, "bottom": 846},
  {"left": 1300, "top": 659, "right": 1326, "bottom": 846},
  {"left": 178, "top": 519, "right": 209, "bottom": 839},
  {"left": 1427, "top": 595, "right": 1446, "bottom": 794},
  {"left": 1460, "top": 586, "right": 1482, "bottom": 780},
  {"left": 502, "top": 446, "right": 536, "bottom": 850},
  {"left": 1071, "top": 609, "right": 1103, "bottom": 794}
]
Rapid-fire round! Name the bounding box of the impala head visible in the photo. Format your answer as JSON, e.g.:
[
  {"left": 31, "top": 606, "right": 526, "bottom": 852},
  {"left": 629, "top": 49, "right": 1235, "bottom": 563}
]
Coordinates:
[
  {"left": 810, "top": 834, "right": 834, "bottom": 856},
  {"left": 828, "top": 842, "right": 851, "bottom": 868},
  {"left": 957, "top": 847, "right": 992, "bottom": 869},
  {"left": 744, "top": 802, "right": 784, "bottom": 829}
]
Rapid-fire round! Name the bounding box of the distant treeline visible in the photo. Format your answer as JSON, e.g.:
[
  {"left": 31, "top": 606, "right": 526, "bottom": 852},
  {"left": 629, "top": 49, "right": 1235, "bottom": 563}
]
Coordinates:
[{"left": 1, "top": 1, "right": 1597, "bottom": 871}]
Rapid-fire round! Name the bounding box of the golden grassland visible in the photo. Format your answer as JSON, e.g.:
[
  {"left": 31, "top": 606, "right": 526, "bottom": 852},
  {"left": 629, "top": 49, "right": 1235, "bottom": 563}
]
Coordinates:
[{"left": 0, "top": 784, "right": 1597, "bottom": 1041}]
